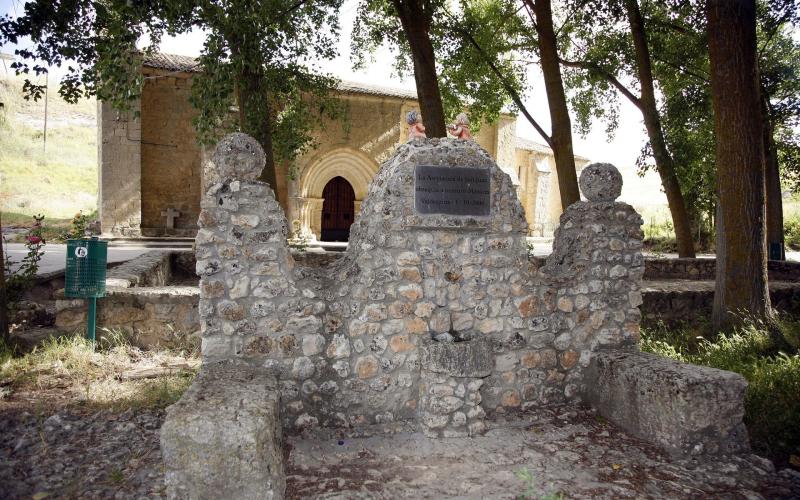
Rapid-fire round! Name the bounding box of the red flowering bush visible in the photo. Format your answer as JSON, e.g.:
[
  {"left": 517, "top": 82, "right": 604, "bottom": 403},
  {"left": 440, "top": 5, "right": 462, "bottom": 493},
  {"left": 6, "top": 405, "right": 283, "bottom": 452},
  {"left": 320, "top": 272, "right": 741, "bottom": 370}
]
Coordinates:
[{"left": 3, "top": 214, "right": 46, "bottom": 303}]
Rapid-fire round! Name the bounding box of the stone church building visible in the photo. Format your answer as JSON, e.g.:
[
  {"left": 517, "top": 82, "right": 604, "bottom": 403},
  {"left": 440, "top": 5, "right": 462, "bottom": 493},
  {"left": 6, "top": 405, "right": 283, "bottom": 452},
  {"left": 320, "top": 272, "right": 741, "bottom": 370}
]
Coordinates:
[{"left": 98, "top": 52, "right": 589, "bottom": 241}]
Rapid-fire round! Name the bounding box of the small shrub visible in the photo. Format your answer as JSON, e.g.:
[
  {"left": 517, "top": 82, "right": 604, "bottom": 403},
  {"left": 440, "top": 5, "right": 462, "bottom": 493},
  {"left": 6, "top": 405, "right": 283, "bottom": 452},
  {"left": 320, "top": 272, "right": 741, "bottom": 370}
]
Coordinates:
[
  {"left": 741, "top": 353, "right": 800, "bottom": 462},
  {"left": 639, "top": 336, "right": 686, "bottom": 361},
  {"left": 639, "top": 319, "right": 711, "bottom": 354},
  {"left": 785, "top": 216, "right": 800, "bottom": 250},
  {"left": 96, "top": 327, "right": 134, "bottom": 351},
  {"left": 153, "top": 324, "right": 201, "bottom": 356},
  {"left": 3, "top": 214, "right": 46, "bottom": 298},
  {"left": 515, "top": 468, "right": 563, "bottom": 500},
  {"left": 61, "top": 210, "right": 93, "bottom": 241},
  {"left": 777, "top": 316, "right": 800, "bottom": 350},
  {"left": 689, "top": 326, "right": 774, "bottom": 371}
]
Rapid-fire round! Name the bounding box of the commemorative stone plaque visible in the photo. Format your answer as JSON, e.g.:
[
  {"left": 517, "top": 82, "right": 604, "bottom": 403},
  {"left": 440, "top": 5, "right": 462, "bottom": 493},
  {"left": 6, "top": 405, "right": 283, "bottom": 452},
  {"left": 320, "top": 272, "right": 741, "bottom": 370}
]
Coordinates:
[{"left": 414, "top": 165, "right": 491, "bottom": 216}]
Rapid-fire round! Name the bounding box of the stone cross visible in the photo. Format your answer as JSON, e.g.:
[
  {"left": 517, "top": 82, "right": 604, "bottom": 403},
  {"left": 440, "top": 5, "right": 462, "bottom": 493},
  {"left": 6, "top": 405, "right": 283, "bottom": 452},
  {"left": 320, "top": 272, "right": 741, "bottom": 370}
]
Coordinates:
[{"left": 161, "top": 208, "right": 181, "bottom": 229}]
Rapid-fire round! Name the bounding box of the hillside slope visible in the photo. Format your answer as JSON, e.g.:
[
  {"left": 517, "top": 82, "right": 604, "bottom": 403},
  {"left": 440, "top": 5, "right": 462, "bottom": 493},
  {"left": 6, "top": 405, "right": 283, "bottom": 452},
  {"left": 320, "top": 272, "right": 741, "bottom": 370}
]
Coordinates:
[{"left": 0, "top": 74, "right": 97, "bottom": 219}]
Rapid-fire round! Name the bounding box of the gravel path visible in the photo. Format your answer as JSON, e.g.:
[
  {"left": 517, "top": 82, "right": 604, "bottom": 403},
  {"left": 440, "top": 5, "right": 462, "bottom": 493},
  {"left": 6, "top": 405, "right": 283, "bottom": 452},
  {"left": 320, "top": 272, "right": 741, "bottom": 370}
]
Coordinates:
[
  {"left": 0, "top": 405, "right": 167, "bottom": 499},
  {"left": 1, "top": 400, "right": 798, "bottom": 499}
]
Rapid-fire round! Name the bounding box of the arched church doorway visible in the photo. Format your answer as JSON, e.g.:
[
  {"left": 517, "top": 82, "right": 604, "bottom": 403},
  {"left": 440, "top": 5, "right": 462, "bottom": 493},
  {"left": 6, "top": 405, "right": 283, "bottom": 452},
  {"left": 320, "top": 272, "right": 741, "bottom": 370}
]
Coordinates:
[{"left": 321, "top": 176, "right": 355, "bottom": 241}]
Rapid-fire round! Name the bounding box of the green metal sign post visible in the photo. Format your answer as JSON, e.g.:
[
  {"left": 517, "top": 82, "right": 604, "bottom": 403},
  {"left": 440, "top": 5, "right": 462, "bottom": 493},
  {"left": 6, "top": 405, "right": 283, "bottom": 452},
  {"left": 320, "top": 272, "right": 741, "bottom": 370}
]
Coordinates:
[{"left": 64, "top": 238, "right": 108, "bottom": 343}]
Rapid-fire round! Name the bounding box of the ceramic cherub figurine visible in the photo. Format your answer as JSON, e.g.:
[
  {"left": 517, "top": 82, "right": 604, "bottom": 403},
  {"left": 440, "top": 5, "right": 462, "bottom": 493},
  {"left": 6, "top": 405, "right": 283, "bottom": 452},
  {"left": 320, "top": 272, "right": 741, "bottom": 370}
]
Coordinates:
[
  {"left": 406, "top": 110, "right": 427, "bottom": 141},
  {"left": 448, "top": 112, "right": 473, "bottom": 141}
]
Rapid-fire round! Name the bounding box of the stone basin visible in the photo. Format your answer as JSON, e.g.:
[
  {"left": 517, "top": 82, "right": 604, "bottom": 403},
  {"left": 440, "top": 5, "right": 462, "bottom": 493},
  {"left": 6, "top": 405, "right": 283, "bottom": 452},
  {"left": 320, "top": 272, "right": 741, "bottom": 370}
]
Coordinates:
[
  {"left": 420, "top": 336, "right": 492, "bottom": 378},
  {"left": 419, "top": 335, "right": 492, "bottom": 438}
]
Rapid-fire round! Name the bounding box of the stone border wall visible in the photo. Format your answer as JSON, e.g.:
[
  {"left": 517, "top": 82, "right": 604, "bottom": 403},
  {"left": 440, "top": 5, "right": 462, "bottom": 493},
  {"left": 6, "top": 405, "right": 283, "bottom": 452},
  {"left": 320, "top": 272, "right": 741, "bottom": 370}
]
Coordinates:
[
  {"left": 55, "top": 250, "right": 200, "bottom": 347},
  {"left": 644, "top": 257, "right": 800, "bottom": 281},
  {"left": 105, "top": 250, "right": 173, "bottom": 288},
  {"left": 584, "top": 350, "right": 750, "bottom": 456},
  {"left": 161, "top": 360, "right": 284, "bottom": 499},
  {"left": 642, "top": 282, "right": 800, "bottom": 327}
]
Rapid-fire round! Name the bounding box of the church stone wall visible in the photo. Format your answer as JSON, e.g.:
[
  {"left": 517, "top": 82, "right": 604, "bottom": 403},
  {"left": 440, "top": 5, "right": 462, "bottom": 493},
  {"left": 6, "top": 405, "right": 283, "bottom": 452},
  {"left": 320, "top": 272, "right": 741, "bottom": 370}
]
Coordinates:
[
  {"left": 100, "top": 64, "right": 574, "bottom": 238},
  {"left": 98, "top": 100, "right": 142, "bottom": 236},
  {"left": 196, "top": 133, "right": 644, "bottom": 432},
  {"left": 140, "top": 70, "right": 202, "bottom": 236},
  {"left": 288, "top": 94, "right": 516, "bottom": 242}
]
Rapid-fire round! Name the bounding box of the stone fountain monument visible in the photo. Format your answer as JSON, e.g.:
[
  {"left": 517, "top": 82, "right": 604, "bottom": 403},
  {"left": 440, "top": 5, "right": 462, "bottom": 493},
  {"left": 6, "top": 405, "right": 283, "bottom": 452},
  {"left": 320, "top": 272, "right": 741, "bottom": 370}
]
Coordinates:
[{"left": 160, "top": 133, "right": 749, "bottom": 499}]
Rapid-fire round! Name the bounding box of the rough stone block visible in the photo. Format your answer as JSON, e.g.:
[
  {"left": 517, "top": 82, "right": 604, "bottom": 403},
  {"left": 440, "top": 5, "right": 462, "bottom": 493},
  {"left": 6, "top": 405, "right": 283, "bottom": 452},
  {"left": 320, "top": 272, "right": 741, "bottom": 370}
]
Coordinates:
[
  {"left": 160, "top": 360, "right": 284, "bottom": 499},
  {"left": 420, "top": 338, "right": 492, "bottom": 378},
  {"left": 583, "top": 350, "right": 749, "bottom": 456}
]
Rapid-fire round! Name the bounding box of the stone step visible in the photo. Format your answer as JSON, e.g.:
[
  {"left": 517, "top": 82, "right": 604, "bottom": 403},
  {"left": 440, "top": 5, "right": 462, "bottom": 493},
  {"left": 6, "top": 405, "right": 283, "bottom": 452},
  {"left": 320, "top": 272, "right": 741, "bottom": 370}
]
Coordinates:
[{"left": 104, "top": 237, "right": 195, "bottom": 248}]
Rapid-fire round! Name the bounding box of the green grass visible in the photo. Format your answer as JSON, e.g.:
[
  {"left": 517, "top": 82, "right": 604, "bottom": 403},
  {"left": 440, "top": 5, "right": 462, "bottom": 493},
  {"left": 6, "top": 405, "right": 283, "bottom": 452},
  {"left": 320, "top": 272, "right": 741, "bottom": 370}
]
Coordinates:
[
  {"left": 637, "top": 204, "right": 800, "bottom": 254},
  {"left": 641, "top": 219, "right": 678, "bottom": 254},
  {"left": 0, "top": 75, "right": 97, "bottom": 218},
  {"left": 642, "top": 317, "right": 800, "bottom": 466},
  {"left": 1, "top": 211, "right": 80, "bottom": 243}
]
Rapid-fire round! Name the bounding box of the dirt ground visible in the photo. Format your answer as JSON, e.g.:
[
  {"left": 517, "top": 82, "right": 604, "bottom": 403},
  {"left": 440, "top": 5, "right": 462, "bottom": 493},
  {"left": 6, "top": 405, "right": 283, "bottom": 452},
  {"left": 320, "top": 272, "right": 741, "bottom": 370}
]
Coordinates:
[
  {"left": 285, "top": 403, "right": 800, "bottom": 499},
  {"left": 1, "top": 386, "right": 798, "bottom": 499}
]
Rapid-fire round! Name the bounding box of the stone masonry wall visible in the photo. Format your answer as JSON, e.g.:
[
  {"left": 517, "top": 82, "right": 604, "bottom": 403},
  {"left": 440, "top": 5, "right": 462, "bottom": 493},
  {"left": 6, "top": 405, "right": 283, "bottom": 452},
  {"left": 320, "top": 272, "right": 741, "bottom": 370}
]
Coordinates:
[
  {"left": 140, "top": 70, "right": 202, "bottom": 236},
  {"left": 99, "top": 100, "right": 142, "bottom": 237},
  {"left": 641, "top": 281, "right": 800, "bottom": 327},
  {"left": 644, "top": 257, "right": 800, "bottom": 281},
  {"left": 55, "top": 251, "right": 199, "bottom": 348},
  {"left": 197, "top": 134, "right": 644, "bottom": 431}
]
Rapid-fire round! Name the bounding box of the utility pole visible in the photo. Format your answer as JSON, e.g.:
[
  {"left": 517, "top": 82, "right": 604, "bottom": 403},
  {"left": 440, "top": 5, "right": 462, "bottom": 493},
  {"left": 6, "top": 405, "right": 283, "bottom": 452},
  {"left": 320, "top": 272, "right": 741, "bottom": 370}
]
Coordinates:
[
  {"left": 0, "top": 210, "right": 9, "bottom": 344},
  {"left": 43, "top": 72, "right": 48, "bottom": 153}
]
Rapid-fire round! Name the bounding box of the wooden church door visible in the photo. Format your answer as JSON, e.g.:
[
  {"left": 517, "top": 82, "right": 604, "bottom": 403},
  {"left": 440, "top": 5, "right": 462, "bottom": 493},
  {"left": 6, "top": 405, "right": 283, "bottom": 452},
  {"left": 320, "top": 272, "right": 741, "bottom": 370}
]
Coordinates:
[{"left": 321, "top": 176, "right": 355, "bottom": 242}]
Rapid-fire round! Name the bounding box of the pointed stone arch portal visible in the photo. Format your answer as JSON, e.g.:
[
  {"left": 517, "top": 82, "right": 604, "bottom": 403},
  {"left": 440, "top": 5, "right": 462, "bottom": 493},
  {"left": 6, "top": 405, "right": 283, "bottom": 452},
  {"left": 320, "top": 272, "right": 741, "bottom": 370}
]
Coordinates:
[{"left": 292, "top": 148, "right": 378, "bottom": 241}]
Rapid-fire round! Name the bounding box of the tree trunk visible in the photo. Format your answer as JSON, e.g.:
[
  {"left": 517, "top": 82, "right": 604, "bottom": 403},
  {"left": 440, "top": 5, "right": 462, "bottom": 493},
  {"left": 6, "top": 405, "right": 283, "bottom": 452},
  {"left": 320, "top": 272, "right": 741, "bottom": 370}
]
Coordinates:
[
  {"left": 234, "top": 63, "right": 279, "bottom": 192},
  {"left": 392, "top": 0, "right": 447, "bottom": 137},
  {"left": 227, "top": 32, "right": 279, "bottom": 192},
  {"left": 529, "top": 0, "right": 580, "bottom": 210},
  {"left": 762, "top": 95, "right": 784, "bottom": 260},
  {"left": 0, "top": 210, "right": 9, "bottom": 344},
  {"left": 624, "top": 0, "right": 696, "bottom": 258},
  {"left": 707, "top": 0, "right": 771, "bottom": 331}
]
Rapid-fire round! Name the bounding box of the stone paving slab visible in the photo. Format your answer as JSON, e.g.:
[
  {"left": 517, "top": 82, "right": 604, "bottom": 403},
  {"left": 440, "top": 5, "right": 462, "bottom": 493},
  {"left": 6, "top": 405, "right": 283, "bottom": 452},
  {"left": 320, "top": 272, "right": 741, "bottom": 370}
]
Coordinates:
[{"left": 286, "top": 403, "right": 800, "bottom": 499}]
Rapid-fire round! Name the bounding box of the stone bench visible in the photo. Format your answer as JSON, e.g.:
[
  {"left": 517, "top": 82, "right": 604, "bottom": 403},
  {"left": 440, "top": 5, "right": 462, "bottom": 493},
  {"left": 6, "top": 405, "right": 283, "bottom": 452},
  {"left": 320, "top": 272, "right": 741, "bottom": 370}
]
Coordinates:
[
  {"left": 160, "top": 361, "right": 284, "bottom": 499},
  {"left": 583, "top": 350, "right": 749, "bottom": 457}
]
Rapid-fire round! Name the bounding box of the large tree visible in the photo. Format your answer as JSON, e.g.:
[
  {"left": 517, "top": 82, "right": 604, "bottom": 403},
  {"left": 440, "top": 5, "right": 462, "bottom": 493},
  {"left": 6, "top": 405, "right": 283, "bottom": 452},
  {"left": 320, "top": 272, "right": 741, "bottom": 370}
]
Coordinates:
[
  {"left": 0, "top": 0, "right": 343, "bottom": 191},
  {"left": 523, "top": 0, "right": 580, "bottom": 208},
  {"left": 707, "top": 0, "right": 771, "bottom": 330},
  {"left": 353, "top": 0, "right": 448, "bottom": 136},
  {"left": 561, "top": 0, "right": 696, "bottom": 257},
  {"left": 648, "top": 0, "right": 800, "bottom": 258},
  {"left": 758, "top": 1, "right": 800, "bottom": 260},
  {"left": 433, "top": 0, "right": 582, "bottom": 209},
  {"left": 173, "top": 0, "right": 344, "bottom": 191}
]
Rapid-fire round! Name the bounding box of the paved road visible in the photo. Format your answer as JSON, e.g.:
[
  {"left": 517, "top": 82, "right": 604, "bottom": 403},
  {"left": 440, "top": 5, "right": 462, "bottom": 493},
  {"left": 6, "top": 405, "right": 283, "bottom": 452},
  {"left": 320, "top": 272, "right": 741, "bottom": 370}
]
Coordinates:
[
  {"left": 3, "top": 243, "right": 186, "bottom": 275},
  {"left": 525, "top": 239, "right": 800, "bottom": 261},
  {"left": 641, "top": 251, "right": 800, "bottom": 261},
  {"left": 4, "top": 241, "right": 797, "bottom": 276}
]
